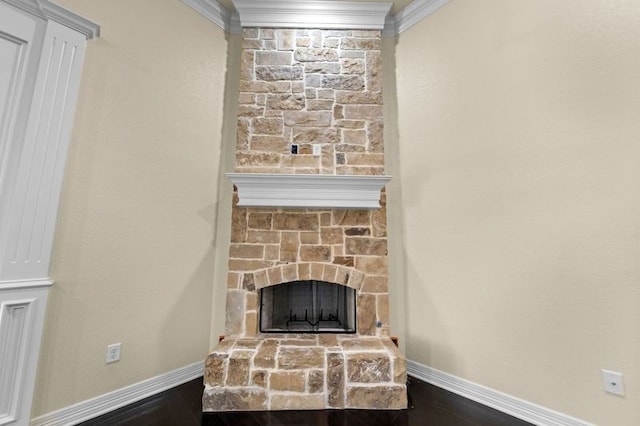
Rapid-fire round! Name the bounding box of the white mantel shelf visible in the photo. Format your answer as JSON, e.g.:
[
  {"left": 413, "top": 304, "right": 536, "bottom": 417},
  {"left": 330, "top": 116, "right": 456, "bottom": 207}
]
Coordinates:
[
  {"left": 232, "top": 0, "right": 392, "bottom": 30},
  {"left": 227, "top": 173, "right": 391, "bottom": 209}
]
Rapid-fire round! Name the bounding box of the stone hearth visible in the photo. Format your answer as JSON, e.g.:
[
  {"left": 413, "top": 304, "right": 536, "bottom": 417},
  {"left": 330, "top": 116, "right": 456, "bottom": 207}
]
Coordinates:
[
  {"left": 203, "top": 14, "right": 407, "bottom": 412},
  {"left": 204, "top": 335, "right": 406, "bottom": 410}
]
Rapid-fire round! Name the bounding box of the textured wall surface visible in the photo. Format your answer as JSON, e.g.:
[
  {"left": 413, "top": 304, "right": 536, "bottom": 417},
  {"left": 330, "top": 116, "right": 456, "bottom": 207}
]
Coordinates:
[
  {"left": 394, "top": 1, "right": 640, "bottom": 424},
  {"left": 235, "top": 28, "right": 384, "bottom": 176},
  {"left": 28, "top": 0, "right": 640, "bottom": 422},
  {"left": 32, "top": 0, "right": 229, "bottom": 416}
]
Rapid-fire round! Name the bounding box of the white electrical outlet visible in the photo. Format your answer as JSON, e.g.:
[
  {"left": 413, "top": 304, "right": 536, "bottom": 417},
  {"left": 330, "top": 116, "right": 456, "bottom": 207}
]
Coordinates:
[
  {"left": 602, "top": 369, "right": 624, "bottom": 396},
  {"left": 106, "top": 343, "right": 121, "bottom": 364},
  {"left": 312, "top": 144, "right": 322, "bottom": 156}
]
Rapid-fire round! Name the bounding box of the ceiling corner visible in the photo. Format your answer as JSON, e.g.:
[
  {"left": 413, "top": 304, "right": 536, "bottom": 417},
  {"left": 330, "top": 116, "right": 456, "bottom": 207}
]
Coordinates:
[{"left": 394, "top": 0, "right": 449, "bottom": 35}]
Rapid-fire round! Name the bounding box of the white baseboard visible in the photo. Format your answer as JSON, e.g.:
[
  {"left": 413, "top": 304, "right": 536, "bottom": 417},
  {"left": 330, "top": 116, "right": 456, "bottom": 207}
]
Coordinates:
[
  {"left": 407, "top": 360, "right": 592, "bottom": 426},
  {"left": 30, "top": 358, "right": 592, "bottom": 425},
  {"left": 31, "top": 361, "right": 204, "bottom": 426}
]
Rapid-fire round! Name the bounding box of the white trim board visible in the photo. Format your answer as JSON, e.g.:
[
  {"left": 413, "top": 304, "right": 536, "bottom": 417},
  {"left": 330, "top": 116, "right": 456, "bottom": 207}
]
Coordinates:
[
  {"left": 2, "top": 0, "right": 99, "bottom": 38},
  {"left": 392, "top": 0, "right": 449, "bottom": 35},
  {"left": 181, "top": 0, "right": 233, "bottom": 32},
  {"left": 232, "top": 0, "right": 392, "bottom": 30},
  {"left": 181, "top": 0, "right": 451, "bottom": 36},
  {"left": 31, "top": 359, "right": 592, "bottom": 425},
  {"left": 226, "top": 173, "right": 391, "bottom": 210},
  {"left": 407, "top": 360, "right": 593, "bottom": 426},
  {"left": 30, "top": 361, "right": 204, "bottom": 426}
]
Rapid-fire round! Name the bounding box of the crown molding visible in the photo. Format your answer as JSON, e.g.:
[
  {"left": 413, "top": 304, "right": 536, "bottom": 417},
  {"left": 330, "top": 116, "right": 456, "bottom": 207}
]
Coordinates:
[
  {"left": 393, "top": 0, "right": 449, "bottom": 35},
  {"left": 182, "top": 0, "right": 450, "bottom": 36},
  {"left": 232, "top": 0, "right": 392, "bottom": 30},
  {"left": 229, "top": 12, "right": 242, "bottom": 34},
  {"left": 227, "top": 173, "right": 391, "bottom": 209},
  {"left": 382, "top": 14, "right": 397, "bottom": 38},
  {"left": 3, "top": 0, "right": 100, "bottom": 38},
  {"left": 181, "top": 0, "right": 232, "bottom": 32},
  {"left": 38, "top": 0, "right": 99, "bottom": 38}
]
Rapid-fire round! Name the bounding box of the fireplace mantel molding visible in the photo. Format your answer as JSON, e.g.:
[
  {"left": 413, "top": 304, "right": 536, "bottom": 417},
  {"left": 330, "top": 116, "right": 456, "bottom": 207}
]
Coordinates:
[{"left": 226, "top": 173, "right": 391, "bottom": 209}]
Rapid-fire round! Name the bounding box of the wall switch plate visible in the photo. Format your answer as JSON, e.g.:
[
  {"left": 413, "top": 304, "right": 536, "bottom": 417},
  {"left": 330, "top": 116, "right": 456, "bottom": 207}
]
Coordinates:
[
  {"left": 312, "top": 144, "right": 322, "bottom": 156},
  {"left": 106, "top": 343, "right": 121, "bottom": 364},
  {"left": 602, "top": 369, "right": 624, "bottom": 395}
]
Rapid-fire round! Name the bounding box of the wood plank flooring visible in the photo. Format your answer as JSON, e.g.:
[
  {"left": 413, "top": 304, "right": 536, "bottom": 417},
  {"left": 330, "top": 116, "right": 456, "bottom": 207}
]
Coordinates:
[{"left": 79, "top": 377, "right": 533, "bottom": 425}]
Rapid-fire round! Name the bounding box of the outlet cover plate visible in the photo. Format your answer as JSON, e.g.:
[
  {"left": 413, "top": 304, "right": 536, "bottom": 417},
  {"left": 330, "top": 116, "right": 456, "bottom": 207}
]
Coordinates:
[
  {"left": 602, "top": 369, "right": 624, "bottom": 396},
  {"left": 106, "top": 343, "right": 121, "bottom": 364}
]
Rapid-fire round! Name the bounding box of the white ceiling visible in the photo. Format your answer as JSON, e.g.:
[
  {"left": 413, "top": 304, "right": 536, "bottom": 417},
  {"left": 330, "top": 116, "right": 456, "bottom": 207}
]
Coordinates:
[{"left": 217, "top": 0, "right": 416, "bottom": 17}]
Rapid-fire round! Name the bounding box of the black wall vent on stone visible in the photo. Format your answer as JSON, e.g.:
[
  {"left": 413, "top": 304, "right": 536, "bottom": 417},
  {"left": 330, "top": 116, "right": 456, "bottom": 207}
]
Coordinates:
[{"left": 260, "top": 280, "right": 356, "bottom": 333}]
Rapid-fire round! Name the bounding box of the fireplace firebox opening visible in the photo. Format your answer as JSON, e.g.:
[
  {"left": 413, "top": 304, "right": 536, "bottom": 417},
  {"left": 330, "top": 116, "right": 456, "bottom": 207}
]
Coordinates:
[{"left": 260, "top": 280, "right": 356, "bottom": 333}]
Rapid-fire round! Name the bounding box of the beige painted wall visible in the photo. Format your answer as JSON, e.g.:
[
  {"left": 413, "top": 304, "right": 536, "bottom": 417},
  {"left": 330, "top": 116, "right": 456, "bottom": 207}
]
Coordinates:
[
  {"left": 210, "top": 32, "right": 241, "bottom": 347},
  {"left": 394, "top": 0, "right": 640, "bottom": 424},
  {"left": 32, "top": 0, "right": 230, "bottom": 416},
  {"left": 383, "top": 36, "right": 407, "bottom": 353},
  {"left": 28, "top": 0, "right": 640, "bottom": 422}
]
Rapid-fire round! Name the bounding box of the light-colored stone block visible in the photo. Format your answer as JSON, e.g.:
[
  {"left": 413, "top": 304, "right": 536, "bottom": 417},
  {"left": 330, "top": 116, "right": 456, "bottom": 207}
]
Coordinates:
[
  {"left": 269, "top": 371, "right": 306, "bottom": 392},
  {"left": 256, "top": 51, "right": 292, "bottom": 65},
  {"left": 270, "top": 394, "right": 325, "bottom": 410},
  {"left": 203, "top": 388, "right": 268, "bottom": 412},
  {"left": 204, "top": 353, "right": 228, "bottom": 386},
  {"left": 345, "top": 237, "right": 387, "bottom": 256},
  {"left": 322, "top": 264, "right": 338, "bottom": 282},
  {"left": 225, "top": 290, "right": 245, "bottom": 336},
  {"left": 278, "top": 347, "right": 325, "bottom": 369},
  {"left": 357, "top": 294, "right": 377, "bottom": 335},
  {"left": 361, "top": 276, "right": 387, "bottom": 293},
  {"left": 300, "top": 245, "right": 332, "bottom": 262},
  {"left": 327, "top": 352, "right": 345, "bottom": 408},
  {"left": 294, "top": 48, "right": 339, "bottom": 62},
  {"left": 355, "top": 256, "right": 387, "bottom": 275},
  {"left": 340, "top": 338, "right": 384, "bottom": 351},
  {"left": 320, "top": 227, "right": 343, "bottom": 244},
  {"left": 346, "top": 352, "right": 391, "bottom": 383},
  {"left": 345, "top": 386, "right": 407, "bottom": 409},
  {"left": 230, "top": 244, "right": 265, "bottom": 259},
  {"left": 226, "top": 355, "right": 251, "bottom": 386},
  {"left": 254, "top": 339, "right": 278, "bottom": 369},
  {"left": 308, "top": 369, "right": 324, "bottom": 393},
  {"left": 252, "top": 370, "right": 267, "bottom": 388}
]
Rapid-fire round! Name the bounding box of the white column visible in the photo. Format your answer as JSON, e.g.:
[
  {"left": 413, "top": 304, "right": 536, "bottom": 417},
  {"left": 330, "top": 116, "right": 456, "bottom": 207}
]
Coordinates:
[
  {"left": 0, "top": 1, "right": 98, "bottom": 424},
  {"left": 0, "top": 20, "right": 87, "bottom": 281}
]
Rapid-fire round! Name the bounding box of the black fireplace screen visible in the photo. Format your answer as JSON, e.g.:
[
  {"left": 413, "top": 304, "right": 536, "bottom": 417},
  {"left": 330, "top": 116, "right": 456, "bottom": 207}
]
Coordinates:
[{"left": 260, "top": 280, "right": 356, "bottom": 333}]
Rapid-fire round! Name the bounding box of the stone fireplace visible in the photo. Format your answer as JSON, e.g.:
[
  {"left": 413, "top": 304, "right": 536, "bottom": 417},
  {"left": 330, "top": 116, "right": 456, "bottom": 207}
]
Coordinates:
[{"left": 203, "top": 0, "right": 407, "bottom": 411}]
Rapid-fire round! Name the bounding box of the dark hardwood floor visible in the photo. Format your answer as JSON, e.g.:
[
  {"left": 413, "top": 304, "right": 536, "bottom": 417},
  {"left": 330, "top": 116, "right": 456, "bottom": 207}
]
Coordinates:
[{"left": 79, "top": 377, "right": 532, "bottom": 426}]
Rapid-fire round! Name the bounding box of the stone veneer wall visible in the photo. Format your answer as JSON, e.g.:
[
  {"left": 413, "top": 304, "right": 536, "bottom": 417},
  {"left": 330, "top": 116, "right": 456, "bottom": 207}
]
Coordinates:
[
  {"left": 236, "top": 28, "right": 384, "bottom": 175},
  {"left": 226, "top": 193, "right": 389, "bottom": 338},
  {"left": 226, "top": 27, "right": 390, "bottom": 338},
  {"left": 203, "top": 27, "right": 406, "bottom": 412},
  {"left": 204, "top": 334, "right": 406, "bottom": 410}
]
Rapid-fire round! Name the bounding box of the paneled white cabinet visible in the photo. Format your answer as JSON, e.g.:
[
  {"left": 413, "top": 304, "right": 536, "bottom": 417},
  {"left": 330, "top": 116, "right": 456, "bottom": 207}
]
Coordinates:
[{"left": 0, "top": 1, "right": 97, "bottom": 424}]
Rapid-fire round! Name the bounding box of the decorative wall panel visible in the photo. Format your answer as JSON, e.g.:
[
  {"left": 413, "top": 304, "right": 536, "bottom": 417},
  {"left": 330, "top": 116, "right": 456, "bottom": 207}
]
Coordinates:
[{"left": 0, "top": 1, "right": 98, "bottom": 425}]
